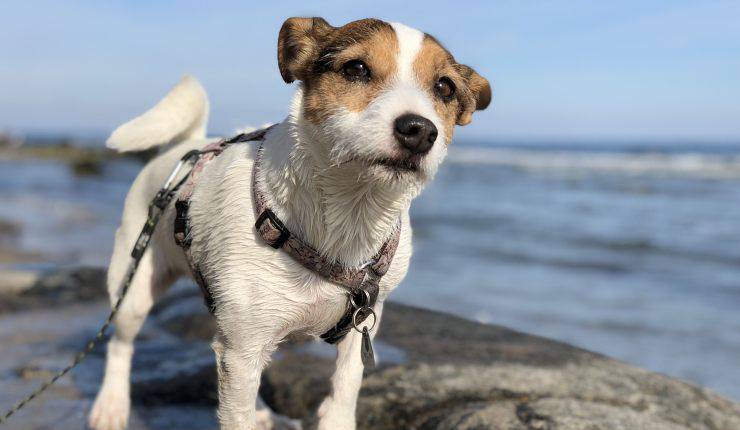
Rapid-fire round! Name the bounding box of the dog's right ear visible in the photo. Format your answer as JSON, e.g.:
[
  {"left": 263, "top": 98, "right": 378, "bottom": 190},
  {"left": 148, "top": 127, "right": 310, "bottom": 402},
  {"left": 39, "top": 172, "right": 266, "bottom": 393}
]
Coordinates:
[{"left": 278, "top": 17, "right": 334, "bottom": 84}]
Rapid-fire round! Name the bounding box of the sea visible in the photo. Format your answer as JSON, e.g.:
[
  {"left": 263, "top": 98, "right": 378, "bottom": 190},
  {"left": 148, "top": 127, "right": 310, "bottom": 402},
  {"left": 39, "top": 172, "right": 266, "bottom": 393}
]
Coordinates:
[{"left": 1, "top": 139, "right": 739, "bottom": 400}]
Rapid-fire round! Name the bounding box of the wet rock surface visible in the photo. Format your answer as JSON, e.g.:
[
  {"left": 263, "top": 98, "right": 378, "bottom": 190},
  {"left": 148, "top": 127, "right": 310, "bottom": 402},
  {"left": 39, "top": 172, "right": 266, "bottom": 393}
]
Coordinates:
[
  {"left": 1, "top": 267, "right": 739, "bottom": 429},
  {"left": 145, "top": 283, "right": 740, "bottom": 430},
  {"left": 0, "top": 218, "right": 21, "bottom": 240},
  {"left": 0, "top": 269, "right": 38, "bottom": 295},
  {"left": 0, "top": 218, "right": 44, "bottom": 267},
  {"left": 0, "top": 266, "right": 107, "bottom": 313}
]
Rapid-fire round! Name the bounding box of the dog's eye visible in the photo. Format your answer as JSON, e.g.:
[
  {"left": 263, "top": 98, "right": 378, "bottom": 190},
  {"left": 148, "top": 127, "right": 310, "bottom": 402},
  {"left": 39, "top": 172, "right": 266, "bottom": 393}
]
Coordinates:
[
  {"left": 341, "top": 60, "right": 371, "bottom": 81},
  {"left": 434, "top": 77, "right": 456, "bottom": 100}
]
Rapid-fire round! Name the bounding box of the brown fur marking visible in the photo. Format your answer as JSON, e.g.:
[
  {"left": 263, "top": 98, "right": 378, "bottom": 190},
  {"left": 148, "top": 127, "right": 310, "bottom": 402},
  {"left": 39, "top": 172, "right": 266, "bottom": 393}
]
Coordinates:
[
  {"left": 301, "top": 19, "right": 399, "bottom": 124},
  {"left": 413, "top": 36, "right": 461, "bottom": 143},
  {"left": 414, "top": 34, "right": 492, "bottom": 137},
  {"left": 278, "top": 18, "right": 491, "bottom": 132}
]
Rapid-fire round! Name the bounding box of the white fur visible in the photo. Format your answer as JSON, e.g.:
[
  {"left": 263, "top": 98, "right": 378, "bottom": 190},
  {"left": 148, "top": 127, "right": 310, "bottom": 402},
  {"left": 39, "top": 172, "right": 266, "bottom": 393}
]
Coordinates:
[
  {"left": 389, "top": 22, "right": 449, "bottom": 180},
  {"left": 390, "top": 22, "right": 424, "bottom": 79},
  {"left": 106, "top": 75, "right": 209, "bottom": 152},
  {"left": 91, "top": 22, "right": 452, "bottom": 430}
]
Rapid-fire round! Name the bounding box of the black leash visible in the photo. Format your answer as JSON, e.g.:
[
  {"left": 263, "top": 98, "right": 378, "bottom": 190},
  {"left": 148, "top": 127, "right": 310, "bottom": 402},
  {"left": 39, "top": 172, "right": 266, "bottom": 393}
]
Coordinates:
[{"left": 0, "top": 151, "right": 199, "bottom": 426}]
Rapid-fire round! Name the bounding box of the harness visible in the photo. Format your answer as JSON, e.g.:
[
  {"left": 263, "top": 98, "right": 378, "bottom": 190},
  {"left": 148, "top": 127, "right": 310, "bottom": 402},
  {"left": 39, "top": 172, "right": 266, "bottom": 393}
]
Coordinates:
[
  {"left": 0, "top": 125, "right": 396, "bottom": 424},
  {"left": 173, "top": 126, "right": 401, "bottom": 364}
]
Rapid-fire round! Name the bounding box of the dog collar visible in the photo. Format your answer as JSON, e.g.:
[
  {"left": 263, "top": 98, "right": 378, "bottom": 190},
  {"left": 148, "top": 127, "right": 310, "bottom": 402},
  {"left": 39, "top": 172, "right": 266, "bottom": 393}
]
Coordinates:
[{"left": 174, "top": 126, "right": 401, "bottom": 347}]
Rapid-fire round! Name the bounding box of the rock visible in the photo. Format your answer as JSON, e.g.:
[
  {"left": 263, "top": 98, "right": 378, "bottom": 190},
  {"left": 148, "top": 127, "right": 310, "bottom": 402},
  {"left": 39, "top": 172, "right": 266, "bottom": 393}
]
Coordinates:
[
  {"left": 0, "top": 218, "right": 21, "bottom": 240},
  {"left": 0, "top": 218, "right": 43, "bottom": 265},
  {"left": 5, "top": 268, "right": 737, "bottom": 430},
  {"left": 0, "top": 266, "right": 107, "bottom": 313},
  {"left": 150, "top": 288, "right": 216, "bottom": 342},
  {"left": 131, "top": 341, "right": 219, "bottom": 406},
  {"left": 0, "top": 299, "right": 217, "bottom": 430},
  {"left": 23, "top": 266, "right": 107, "bottom": 301},
  {"left": 0, "top": 247, "right": 43, "bottom": 264},
  {"left": 0, "top": 132, "right": 24, "bottom": 148},
  {"left": 0, "top": 219, "right": 42, "bottom": 264},
  {"left": 136, "top": 290, "right": 740, "bottom": 430},
  {"left": 0, "top": 138, "right": 151, "bottom": 167},
  {"left": 4, "top": 276, "right": 738, "bottom": 429},
  {"left": 0, "top": 269, "right": 38, "bottom": 294},
  {"left": 71, "top": 157, "right": 104, "bottom": 176}
]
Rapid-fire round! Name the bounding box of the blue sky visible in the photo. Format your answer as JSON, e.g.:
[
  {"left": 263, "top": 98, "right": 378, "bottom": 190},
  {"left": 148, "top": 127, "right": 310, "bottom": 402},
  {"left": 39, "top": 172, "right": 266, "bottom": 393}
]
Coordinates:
[{"left": 1, "top": 1, "right": 739, "bottom": 142}]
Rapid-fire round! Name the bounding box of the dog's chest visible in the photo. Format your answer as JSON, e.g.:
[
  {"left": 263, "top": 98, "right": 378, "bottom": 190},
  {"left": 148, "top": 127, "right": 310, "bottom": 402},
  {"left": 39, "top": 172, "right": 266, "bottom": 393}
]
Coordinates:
[{"left": 182, "top": 145, "right": 412, "bottom": 336}]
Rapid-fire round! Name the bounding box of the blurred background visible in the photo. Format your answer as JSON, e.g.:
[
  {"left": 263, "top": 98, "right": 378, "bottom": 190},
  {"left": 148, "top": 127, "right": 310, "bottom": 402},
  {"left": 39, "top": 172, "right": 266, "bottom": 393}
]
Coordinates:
[{"left": 1, "top": 0, "right": 739, "bottom": 405}]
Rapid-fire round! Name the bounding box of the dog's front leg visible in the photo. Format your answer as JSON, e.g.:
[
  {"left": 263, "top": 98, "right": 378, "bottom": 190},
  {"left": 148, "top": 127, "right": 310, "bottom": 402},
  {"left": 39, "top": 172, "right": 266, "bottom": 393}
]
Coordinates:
[
  {"left": 317, "top": 301, "right": 384, "bottom": 430},
  {"left": 213, "top": 332, "right": 272, "bottom": 430}
]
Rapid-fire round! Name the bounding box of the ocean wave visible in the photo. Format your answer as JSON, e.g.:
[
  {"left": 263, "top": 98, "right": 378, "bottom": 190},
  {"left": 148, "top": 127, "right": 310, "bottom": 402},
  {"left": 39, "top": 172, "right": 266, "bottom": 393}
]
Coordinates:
[{"left": 447, "top": 147, "right": 740, "bottom": 179}]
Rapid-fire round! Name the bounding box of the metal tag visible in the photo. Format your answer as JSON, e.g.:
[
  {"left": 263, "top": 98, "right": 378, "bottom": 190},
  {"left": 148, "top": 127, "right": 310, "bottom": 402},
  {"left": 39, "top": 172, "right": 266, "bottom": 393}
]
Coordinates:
[{"left": 361, "top": 327, "right": 376, "bottom": 368}]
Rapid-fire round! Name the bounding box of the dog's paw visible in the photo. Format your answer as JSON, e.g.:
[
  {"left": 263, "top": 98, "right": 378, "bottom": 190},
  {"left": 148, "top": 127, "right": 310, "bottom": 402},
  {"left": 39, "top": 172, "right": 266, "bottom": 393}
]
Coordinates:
[
  {"left": 255, "top": 408, "right": 302, "bottom": 430},
  {"left": 317, "top": 398, "right": 355, "bottom": 430},
  {"left": 88, "top": 387, "right": 130, "bottom": 430}
]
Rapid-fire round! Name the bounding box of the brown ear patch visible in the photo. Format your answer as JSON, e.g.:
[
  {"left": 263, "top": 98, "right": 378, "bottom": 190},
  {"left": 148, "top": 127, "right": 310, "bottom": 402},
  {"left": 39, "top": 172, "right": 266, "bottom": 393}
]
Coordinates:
[
  {"left": 457, "top": 63, "right": 492, "bottom": 125},
  {"left": 277, "top": 17, "right": 334, "bottom": 83},
  {"left": 413, "top": 35, "right": 492, "bottom": 137},
  {"left": 300, "top": 19, "right": 399, "bottom": 124}
]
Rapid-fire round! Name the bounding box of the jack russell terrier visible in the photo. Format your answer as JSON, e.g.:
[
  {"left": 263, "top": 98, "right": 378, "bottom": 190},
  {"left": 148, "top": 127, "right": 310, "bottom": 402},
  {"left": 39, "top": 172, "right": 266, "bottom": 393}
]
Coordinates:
[{"left": 89, "top": 17, "right": 490, "bottom": 430}]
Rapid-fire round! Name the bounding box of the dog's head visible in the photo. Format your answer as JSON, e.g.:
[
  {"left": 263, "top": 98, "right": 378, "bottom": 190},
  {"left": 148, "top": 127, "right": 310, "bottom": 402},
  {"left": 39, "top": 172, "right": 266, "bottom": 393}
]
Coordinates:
[{"left": 278, "top": 17, "right": 491, "bottom": 189}]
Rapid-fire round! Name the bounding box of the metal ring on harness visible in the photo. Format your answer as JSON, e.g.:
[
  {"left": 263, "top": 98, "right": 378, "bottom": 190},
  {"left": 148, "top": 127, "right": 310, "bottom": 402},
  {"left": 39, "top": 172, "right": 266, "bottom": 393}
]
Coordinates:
[
  {"left": 352, "top": 307, "right": 377, "bottom": 333},
  {"left": 349, "top": 289, "right": 371, "bottom": 309}
]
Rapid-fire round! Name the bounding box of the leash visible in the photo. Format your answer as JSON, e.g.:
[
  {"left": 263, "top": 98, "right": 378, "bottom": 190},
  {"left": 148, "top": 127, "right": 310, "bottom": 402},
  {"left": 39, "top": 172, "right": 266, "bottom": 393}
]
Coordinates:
[
  {"left": 0, "top": 150, "right": 199, "bottom": 426},
  {"left": 2, "top": 127, "right": 396, "bottom": 424}
]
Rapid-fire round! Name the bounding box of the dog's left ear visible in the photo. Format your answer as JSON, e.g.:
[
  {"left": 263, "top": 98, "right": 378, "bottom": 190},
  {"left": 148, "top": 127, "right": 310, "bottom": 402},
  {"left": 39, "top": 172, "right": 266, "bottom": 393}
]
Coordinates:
[
  {"left": 278, "top": 17, "right": 335, "bottom": 83},
  {"left": 456, "top": 64, "right": 492, "bottom": 126}
]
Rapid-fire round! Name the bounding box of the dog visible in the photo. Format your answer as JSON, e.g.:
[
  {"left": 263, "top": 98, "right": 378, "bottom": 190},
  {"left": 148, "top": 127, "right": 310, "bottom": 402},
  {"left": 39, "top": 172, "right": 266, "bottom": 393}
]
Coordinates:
[{"left": 88, "top": 17, "right": 490, "bottom": 430}]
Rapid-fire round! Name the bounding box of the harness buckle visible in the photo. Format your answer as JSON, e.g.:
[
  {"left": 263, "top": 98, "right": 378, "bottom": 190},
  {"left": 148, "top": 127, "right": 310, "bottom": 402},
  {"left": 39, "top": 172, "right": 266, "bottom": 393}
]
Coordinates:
[{"left": 255, "top": 209, "right": 291, "bottom": 249}]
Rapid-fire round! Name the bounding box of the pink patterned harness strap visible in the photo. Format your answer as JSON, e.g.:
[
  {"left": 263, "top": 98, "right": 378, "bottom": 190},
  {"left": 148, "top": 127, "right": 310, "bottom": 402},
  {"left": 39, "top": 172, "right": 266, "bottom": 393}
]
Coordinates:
[{"left": 173, "top": 126, "right": 401, "bottom": 344}]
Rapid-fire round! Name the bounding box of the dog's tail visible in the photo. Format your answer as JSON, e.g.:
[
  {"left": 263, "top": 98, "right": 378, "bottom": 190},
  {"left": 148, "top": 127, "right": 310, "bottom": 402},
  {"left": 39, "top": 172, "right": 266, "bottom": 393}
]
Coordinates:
[{"left": 106, "top": 75, "right": 209, "bottom": 152}]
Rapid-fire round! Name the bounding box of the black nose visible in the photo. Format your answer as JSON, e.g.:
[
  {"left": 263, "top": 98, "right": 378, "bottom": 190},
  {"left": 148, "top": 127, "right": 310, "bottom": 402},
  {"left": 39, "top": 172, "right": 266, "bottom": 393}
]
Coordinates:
[{"left": 393, "top": 113, "right": 438, "bottom": 155}]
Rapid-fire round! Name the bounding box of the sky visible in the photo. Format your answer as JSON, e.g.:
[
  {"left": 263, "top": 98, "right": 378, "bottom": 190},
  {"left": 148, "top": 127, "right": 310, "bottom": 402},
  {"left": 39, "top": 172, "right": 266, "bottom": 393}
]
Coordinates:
[{"left": 1, "top": 0, "right": 739, "bottom": 142}]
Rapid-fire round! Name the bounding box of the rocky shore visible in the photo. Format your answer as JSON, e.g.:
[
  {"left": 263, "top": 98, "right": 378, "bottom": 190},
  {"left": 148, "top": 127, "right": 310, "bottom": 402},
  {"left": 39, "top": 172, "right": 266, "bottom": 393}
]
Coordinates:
[
  {"left": 1, "top": 267, "right": 738, "bottom": 429},
  {"left": 0, "top": 137, "right": 153, "bottom": 176}
]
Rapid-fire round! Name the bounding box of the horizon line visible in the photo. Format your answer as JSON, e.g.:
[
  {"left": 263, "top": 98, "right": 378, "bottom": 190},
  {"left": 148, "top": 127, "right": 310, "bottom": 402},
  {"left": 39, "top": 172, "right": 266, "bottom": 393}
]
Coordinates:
[{"left": 5, "top": 128, "right": 740, "bottom": 146}]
